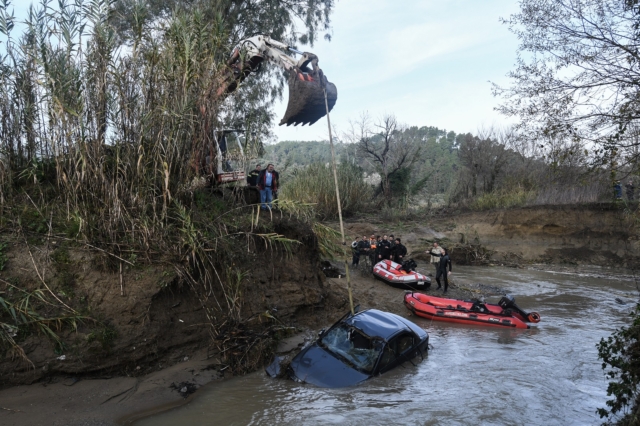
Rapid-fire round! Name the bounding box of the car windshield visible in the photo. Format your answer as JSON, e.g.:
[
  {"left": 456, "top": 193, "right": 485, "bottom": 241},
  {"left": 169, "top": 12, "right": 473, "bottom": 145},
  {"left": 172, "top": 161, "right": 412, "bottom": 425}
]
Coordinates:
[{"left": 320, "top": 324, "right": 383, "bottom": 374}]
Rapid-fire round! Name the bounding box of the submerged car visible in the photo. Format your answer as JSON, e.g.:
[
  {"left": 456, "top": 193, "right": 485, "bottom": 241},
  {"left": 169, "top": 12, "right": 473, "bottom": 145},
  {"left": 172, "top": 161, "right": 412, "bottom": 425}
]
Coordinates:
[{"left": 287, "top": 308, "right": 429, "bottom": 388}]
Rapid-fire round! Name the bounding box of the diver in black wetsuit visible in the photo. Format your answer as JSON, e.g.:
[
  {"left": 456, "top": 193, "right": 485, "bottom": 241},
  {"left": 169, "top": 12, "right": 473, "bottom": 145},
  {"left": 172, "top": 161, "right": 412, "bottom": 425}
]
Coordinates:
[{"left": 433, "top": 248, "right": 452, "bottom": 292}]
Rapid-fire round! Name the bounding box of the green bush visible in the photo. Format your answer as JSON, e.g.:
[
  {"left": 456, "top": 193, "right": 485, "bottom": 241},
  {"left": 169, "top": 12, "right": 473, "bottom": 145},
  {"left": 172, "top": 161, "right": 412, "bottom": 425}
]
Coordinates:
[
  {"left": 597, "top": 304, "right": 640, "bottom": 424},
  {"left": 280, "top": 163, "right": 372, "bottom": 218}
]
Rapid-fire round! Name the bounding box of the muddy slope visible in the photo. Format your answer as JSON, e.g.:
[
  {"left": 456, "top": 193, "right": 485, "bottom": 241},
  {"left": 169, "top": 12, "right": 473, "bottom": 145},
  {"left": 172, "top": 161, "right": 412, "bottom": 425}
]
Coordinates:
[
  {"left": 0, "top": 219, "right": 335, "bottom": 387},
  {"left": 340, "top": 204, "right": 637, "bottom": 267}
]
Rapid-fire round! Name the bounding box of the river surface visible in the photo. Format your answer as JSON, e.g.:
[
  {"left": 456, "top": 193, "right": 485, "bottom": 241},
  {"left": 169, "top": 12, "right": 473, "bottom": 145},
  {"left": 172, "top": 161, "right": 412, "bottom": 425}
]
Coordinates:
[{"left": 135, "top": 266, "right": 638, "bottom": 426}]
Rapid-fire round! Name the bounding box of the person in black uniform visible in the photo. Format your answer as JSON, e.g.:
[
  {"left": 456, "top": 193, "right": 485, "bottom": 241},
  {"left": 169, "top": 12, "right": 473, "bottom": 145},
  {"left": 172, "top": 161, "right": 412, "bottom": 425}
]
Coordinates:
[
  {"left": 393, "top": 238, "right": 407, "bottom": 264},
  {"left": 388, "top": 234, "right": 396, "bottom": 257},
  {"left": 377, "top": 235, "right": 392, "bottom": 261},
  {"left": 247, "top": 164, "right": 261, "bottom": 186},
  {"left": 433, "top": 248, "right": 452, "bottom": 292},
  {"left": 351, "top": 236, "right": 361, "bottom": 268}
]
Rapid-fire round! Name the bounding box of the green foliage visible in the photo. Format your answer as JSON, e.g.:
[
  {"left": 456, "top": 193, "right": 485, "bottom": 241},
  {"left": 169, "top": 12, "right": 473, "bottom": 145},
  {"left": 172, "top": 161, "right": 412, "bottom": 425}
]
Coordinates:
[
  {"left": 312, "top": 222, "right": 345, "bottom": 259},
  {"left": 87, "top": 323, "right": 118, "bottom": 352},
  {"left": 51, "top": 247, "right": 71, "bottom": 264},
  {"left": 280, "top": 163, "right": 372, "bottom": 219},
  {"left": 0, "top": 281, "right": 85, "bottom": 365},
  {"left": 597, "top": 304, "right": 640, "bottom": 423},
  {"left": 19, "top": 207, "right": 48, "bottom": 235}
]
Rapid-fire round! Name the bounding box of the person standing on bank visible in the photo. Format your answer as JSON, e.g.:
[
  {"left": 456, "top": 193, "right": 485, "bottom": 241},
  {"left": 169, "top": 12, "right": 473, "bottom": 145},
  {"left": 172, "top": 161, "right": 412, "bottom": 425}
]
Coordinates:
[
  {"left": 626, "top": 180, "right": 635, "bottom": 201},
  {"left": 247, "top": 164, "right": 261, "bottom": 186},
  {"left": 358, "top": 236, "right": 370, "bottom": 267},
  {"left": 257, "top": 163, "right": 279, "bottom": 210},
  {"left": 369, "top": 235, "right": 378, "bottom": 267},
  {"left": 614, "top": 181, "right": 623, "bottom": 199},
  {"left": 351, "top": 237, "right": 361, "bottom": 268},
  {"left": 433, "top": 248, "right": 452, "bottom": 292},
  {"left": 393, "top": 238, "right": 407, "bottom": 264},
  {"left": 428, "top": 242, "right": 444, "bottom": 274},
  {"left": 378, "top": 235, "right": 392, "bottom": 261}
]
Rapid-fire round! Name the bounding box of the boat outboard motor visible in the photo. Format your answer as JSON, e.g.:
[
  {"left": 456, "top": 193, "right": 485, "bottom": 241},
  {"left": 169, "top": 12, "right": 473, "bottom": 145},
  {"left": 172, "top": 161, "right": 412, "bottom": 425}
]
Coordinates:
[
  {"left": 401, "top": 259, "right": 417, "bottom": 272},
  {"left": 498, "top": 295, "right": 541, "bottom": 323}
]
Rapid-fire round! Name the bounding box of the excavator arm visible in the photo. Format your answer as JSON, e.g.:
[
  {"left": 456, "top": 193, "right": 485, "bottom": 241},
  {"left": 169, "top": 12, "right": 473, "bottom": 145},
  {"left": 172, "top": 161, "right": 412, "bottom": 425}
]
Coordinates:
[{"left": 217, "top": 35, "right": 338, "bottom": 126}]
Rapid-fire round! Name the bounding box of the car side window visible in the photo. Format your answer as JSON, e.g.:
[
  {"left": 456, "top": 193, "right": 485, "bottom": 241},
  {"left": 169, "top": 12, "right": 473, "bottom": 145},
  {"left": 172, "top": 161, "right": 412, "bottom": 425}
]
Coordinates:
[
  {"left": 378, "top": 333, "right": 416, "bottom": 373},
  {"left": 396, "top": 334, "right": 414, "bottom": 355},
  {"left": 378, "top": 345, "right": 395, "bottom": 372}
]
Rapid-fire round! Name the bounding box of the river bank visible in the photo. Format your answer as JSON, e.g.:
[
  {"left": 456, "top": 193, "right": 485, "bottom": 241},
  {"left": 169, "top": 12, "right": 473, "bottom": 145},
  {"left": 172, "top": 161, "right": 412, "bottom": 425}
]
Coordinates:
[
  {"left": 132, "top": 264, "right": 638, "bottom": 426},
  {"left": 2, "top": 260, "right": 637, "bottom": 426},
  {"left": 0, "top": 204, "right": 637, "bottom": 425}
]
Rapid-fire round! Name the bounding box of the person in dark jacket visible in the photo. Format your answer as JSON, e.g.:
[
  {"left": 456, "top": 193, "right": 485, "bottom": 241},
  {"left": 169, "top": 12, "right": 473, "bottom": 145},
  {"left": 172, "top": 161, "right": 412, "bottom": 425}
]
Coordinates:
[
  {"left": 626, "top": 180, "right": 635, "bottom": 201},
  {"left": 351, "top": 236, "right": 361, "bottom": 268},
  {"left": 368, "top": 235, "right": 378, "bottom": 266},
  {"left": 247, "top": 164, "right": 261, "bottom": 186},
  {"left": 432, "top": 248, "right": 452, "bottom": 292},
  {"left": 614, "top": 181, "right": 622, "bottom": 199},
  {"left": 358, "top": 236, "right": 370, "bottom": 260},
  {"left": 388, "top": 234, "right": 396, "bottom": 259},
  {"left": 377, "top": 235, "right": 392, "bottom": 261},
  {"left": 393, "top": 238, "right": 407, "bottom": 264},
  {"left": 257, "top": 164, "right": 279, "bottom": 210}
]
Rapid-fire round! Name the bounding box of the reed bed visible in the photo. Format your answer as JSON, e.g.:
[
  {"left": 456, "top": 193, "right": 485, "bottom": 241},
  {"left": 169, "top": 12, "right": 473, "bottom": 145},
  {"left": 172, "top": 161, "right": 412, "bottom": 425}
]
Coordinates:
[
  {"left": 280, "top": 163, "right": 372, "bottom": 219},
  {"left": 0, "top": 0, "right": 297, "bottom": 368}
]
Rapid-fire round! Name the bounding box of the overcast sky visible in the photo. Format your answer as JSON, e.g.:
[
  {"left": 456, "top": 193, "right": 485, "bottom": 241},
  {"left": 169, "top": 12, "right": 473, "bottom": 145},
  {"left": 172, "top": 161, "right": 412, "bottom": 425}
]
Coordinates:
[
  {"left": 10, "top": 0, "right": 522, "bottom": 142},
  {"left": 274, "top": 0, "right": 522, "bottom": 142}
]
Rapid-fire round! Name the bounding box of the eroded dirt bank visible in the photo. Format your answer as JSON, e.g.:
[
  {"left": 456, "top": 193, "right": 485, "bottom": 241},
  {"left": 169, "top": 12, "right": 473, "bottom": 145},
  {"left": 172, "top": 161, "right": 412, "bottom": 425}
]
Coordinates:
[
  {"left": 340, "top": 203, "right": 638, "bottom": 268},
  {"left": 0, "top": 203, "right": 637, "bottom": 425}
]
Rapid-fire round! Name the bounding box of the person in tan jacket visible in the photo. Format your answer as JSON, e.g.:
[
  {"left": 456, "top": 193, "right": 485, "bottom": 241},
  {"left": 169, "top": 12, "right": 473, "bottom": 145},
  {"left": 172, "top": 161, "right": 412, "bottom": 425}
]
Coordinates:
[{"left": 428, "top": 242, "right": 444, "bottom": 273}]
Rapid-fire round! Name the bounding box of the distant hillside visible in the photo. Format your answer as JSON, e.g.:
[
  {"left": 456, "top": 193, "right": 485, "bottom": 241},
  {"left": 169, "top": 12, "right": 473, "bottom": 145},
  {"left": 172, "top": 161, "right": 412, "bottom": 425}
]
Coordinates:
[
  {"left": 259, "top": 140, "right": 353, "bottom": 169},
  {"left": 255, "top": 126, "right": 460, "bottom": 196}
]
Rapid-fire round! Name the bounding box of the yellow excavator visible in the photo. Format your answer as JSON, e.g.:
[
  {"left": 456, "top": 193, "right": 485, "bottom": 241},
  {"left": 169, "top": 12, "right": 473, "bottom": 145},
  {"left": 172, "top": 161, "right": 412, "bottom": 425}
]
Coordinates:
[{"left": 202, "top": 35, "right": 338, "bottom": 185}]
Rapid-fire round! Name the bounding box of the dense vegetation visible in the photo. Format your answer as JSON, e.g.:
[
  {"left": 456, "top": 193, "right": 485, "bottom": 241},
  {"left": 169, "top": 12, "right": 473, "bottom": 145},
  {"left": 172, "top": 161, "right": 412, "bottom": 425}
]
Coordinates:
[
  {"left": 260, "top": 121, "right": 615, "bottom": 217},
  {"left": 0, "top": 0, "right": 333, "bottom": 369}
]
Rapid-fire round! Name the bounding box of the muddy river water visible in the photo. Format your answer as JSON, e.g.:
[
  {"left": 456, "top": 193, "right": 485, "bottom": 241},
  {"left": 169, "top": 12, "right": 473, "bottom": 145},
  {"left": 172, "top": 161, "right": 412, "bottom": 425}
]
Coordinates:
[{"left": 135, "top": 266, "right": 638, "bottom": 425}]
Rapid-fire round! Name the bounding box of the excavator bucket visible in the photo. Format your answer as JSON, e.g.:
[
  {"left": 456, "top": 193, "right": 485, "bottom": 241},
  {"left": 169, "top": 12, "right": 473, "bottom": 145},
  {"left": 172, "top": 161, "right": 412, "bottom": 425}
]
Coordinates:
[{"left": 279, "top": 72, "right": 337, "bottom": 126}]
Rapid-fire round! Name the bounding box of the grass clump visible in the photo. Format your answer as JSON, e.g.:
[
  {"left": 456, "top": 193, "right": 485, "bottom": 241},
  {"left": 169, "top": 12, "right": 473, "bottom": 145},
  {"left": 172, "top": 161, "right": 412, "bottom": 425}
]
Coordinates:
[
  {"left": 280, "top": 163, "right": 372, "bottom": 219},
  {"left": 87, "top": 324, "right": 118, "bottom": 353}
]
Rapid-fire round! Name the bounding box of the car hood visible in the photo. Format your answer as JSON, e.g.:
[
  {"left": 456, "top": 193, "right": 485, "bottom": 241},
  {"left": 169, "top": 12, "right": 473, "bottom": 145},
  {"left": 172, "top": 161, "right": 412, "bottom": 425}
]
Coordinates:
[{"left": 288, "top": 344, "right": 369, "bottom": 388}]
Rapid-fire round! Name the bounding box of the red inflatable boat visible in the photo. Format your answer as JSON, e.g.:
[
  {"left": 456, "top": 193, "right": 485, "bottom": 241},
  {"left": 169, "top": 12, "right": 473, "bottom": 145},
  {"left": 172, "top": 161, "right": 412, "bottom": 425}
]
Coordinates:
[
  {"left": 373, "top": 259, "right": 431, "bottom": 291},
  {"left": 404, "top": 293, "right": 541, "bottom": 329}
]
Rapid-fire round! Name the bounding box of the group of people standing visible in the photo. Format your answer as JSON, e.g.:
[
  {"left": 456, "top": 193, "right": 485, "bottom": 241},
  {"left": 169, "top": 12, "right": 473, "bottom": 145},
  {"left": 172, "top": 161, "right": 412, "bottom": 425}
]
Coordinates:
[
  {"left": 352, "top": 237, "right": 453, "bottom": 293},
  {"left": 614, "top": 180, "right": 635, "bottom": 201},
  {"left": 351, "top": 234, "right": 408, "bottom": 268}
]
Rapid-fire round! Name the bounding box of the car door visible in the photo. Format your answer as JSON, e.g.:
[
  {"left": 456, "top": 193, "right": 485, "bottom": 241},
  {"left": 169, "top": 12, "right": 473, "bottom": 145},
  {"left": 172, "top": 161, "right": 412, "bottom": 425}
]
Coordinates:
[{"left": 376, "top": 332, "right": 417, "bottom": 374}]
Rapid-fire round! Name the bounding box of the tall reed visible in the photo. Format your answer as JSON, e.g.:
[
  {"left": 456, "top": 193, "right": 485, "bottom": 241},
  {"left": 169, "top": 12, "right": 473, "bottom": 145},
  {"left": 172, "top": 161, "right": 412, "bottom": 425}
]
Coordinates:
[
  {"left": 280, "top": 163, "right": 372, "bottom": 219},
  {"left": 0, "top": 0, "right": 299, "bottom": 367}
]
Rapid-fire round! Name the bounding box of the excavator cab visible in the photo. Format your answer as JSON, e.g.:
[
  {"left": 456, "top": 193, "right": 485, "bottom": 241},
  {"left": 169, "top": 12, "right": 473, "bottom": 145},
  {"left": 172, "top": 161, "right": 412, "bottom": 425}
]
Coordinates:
[{"left": 202, "top": 130, "right": 246, "bottom": 185}]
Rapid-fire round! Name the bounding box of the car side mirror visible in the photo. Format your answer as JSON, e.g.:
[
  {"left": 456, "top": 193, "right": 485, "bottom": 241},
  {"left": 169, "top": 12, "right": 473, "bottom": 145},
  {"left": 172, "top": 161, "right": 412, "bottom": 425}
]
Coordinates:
[{"left": 318, "top": 328, "right": 326, "bottom": 337}]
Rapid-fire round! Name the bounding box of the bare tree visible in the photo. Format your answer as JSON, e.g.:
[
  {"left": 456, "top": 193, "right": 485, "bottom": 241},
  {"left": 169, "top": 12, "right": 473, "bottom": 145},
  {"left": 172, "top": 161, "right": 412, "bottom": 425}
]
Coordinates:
[
  {"left": 493, "top": 0, "right": 640, "bottom": 171},
  {"left": 348, "top": 114, "right": 422, "bottom": 202},
  {"left": 458, "top": 127, "right": 512, "bottom": 196}
]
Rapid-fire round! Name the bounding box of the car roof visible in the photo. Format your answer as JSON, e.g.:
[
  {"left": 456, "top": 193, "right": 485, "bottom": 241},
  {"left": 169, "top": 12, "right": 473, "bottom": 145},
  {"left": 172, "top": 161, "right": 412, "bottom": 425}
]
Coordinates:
[{"left": 343, "top": 309, "right": 426, "bottom": 341}]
